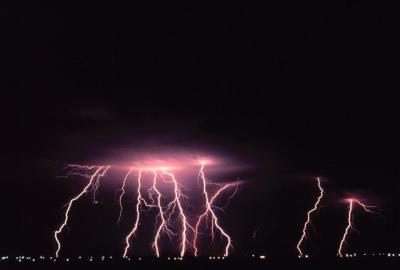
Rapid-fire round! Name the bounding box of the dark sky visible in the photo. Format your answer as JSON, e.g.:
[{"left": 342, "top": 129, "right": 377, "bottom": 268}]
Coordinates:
[{"left": 2, "top": 0, "right": 399, "bottom": 259}]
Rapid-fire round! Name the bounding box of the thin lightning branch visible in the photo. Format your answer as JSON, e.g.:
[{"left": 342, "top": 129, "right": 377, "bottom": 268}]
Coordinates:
[
  {"left": 210, "top": 183, "right": 239, "bottom": 204},
  {"left": 58, "top": 164, "right": 97, "bottom": 178},
  {"left": 218, "top": 183, "right": 239, "bottom": 209},
  {"left": 151, "top": 170, "right": 175, "bottom": 257},
  {"left": 117, "top": 168, "right": 133, "bottom": 224},
  {"left": 55, "top": 161, "right": 241, "bottom": 258},
  {"left": 90, "top": 166, "right": 110, "bottom": 204},
  {"left": 338, "top": 198, "right": 378, "bottom": 257},
  {"left": 54, "top": 166, "right": 109, "bottom": 258},
  {"left": 162, "top": 169, "right": 188, "bottom": 257},
  {"left": 296, "top": 177, "right": 324, "bottom": 257},
  {"left": 193, "top": 161, "right": 238, "bottom": 257},
  {"left": 123, "top": 169, "right": 145, "bottom": 258}
]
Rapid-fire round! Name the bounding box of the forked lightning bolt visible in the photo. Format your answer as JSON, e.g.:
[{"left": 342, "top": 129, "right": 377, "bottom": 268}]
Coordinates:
[
  {"left": 123, "top": 169, "right": 153, "bottom": 257},
  {"left": 151, "top": 170, "right": 175, "bottom": 257},
  {"left": 338, "top": 198, "right": 378, "bottom": 257},
  {"left": 193, "top": 161, "right": 239, "bottom": 257},
  {"left": 54, "top": 165, "right": 110, "bottom": 258},
  {"left": 296, "top": 177, "right": 324, "bottom": 257},
  {"left": 162, "top": 169, "right": 189, "bottom": 257},
  {"left": 122, "top": 168, "right": 191, "bottom": 258},
  {"left": 54, "top": 162, "right": 240, "bottom": 258}
]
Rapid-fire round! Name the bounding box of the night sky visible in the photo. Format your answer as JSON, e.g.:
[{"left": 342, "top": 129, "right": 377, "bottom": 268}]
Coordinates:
[{"left": 2, "top": 0, "right": 399, "bottom": 259}]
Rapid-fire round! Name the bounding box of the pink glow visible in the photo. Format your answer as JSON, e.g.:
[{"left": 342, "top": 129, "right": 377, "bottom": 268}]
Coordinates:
[{"left": 54, "top": 157, "right": 242, "bottom": 258}]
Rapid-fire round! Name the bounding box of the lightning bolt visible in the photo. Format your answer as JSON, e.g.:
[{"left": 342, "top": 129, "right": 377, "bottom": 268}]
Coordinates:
[
  {"left": 338, "top": 198, "right": 378, "bottom": 257},
  {"left": 151, "top": 170, "right": 175, "bottom": 257},
  {"left": 296, "top": 177, "right": 324, "bottom": 257},
  {"left": 55, "top": 161, "right": 241, "bottom": 258},
  {"left": 123, "top": 169, "right": 155, "bottom": 257},
  {"left": 162, "top": 169, "right": 189, "bottom": 257},
  {"left": 193, "top": 161, "right": 239, "bottom": 257},
  {"left": 117, "top": 168, "right": 133, "bottom": 224},
  {"left": 54, "top": 165, "right": 110, "bottom": 258}
]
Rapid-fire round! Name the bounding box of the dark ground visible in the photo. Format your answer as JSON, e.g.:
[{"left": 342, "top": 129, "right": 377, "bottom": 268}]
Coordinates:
[{"left": 1, "top": 257, "right": 400, "bottom": 270}]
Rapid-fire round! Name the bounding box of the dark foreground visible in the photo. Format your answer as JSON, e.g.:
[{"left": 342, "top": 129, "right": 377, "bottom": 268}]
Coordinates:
[{"left": 1, "top": 257, "right": 399, "bottom": 270}]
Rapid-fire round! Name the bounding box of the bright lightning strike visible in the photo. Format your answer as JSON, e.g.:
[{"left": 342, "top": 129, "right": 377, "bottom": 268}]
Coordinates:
[
  {"left": 54, "top": 165, "right": 110, "bottom": 258},
  {"left": 151, "top": 170, "right": 175, "bottom": 257},
  {"left": 123, "top": 169, "right": 152, "bottom": 258},
  {"left": 117, "top": 168, "right": 133, "bottom": 224},
  {"left": 162, "top": 169, "right": 189, "bottom": 257},
  {"left": 54, "top": 160, "right": 241, "bottom": 258},
  {"left": 337, "top": 198, "right": 378, "bottom": 257},
  {"left": 193, "top": 161, "right": 239, "bottom": 257},
  {"left": 296, "top": 177, "right": 324, "bottom": 258}
]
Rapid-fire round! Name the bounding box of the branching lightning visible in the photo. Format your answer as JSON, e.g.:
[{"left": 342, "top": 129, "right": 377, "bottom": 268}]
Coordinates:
[
  {"left": 52, "top": 156, "right": 389, "bottom": 260},
  {"left": 193, "top": 161, "right": 239, "bottom": 257},
  {"left": 123, "top": 169, "right": 152, "bottom": 257},
  {"left": 296, "top": 177, "right": 324, "bottom": 257},
  {"left": 151, "top": 170, "right": 175, "bottom": 257},
  {"left": 161, "top": 169, "right": 189, "bottom": 257},
  {"left": 337, "top": 198, "right": 378, "bottom": 257},
  {"left": 54, "top": 161, "right": 240, "bottom": 258},
  {"left": 54, "top": 165, "right": 110, "bottom": 258}
]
